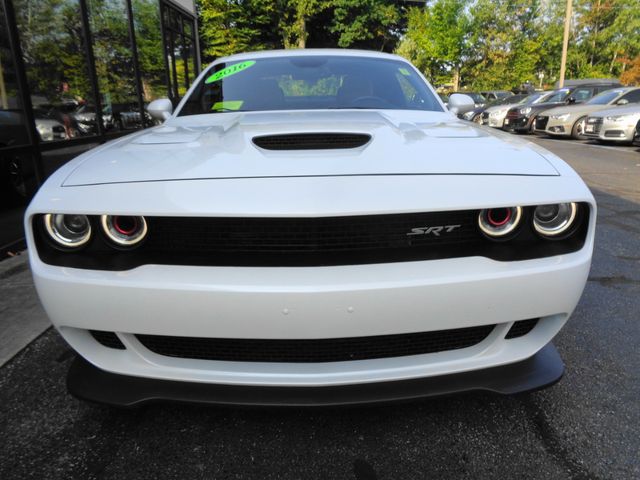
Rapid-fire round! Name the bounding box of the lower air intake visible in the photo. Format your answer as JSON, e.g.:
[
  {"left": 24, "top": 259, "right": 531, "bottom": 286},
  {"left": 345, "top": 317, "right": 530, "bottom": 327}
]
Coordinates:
[
  {"left": 90, "top": 330, "right": 126, "bottom": 349},
  {"left": 136, "top": 325, "right": 495, "bottom": 363},
  {"left": 505, "top": 319, "right": 539, "bottom": 339}
]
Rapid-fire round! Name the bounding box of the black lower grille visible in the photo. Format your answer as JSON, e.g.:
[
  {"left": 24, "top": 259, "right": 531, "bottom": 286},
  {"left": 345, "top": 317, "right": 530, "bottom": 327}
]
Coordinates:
[
  {"left": 505, "top": 319, "right": 538, "bottom": 339},
  {"left": 90, "top": 330, "right": 126, "bottom": 349},
  {"left": 535, "top": 116, "right": 549, "bottom": 130},
  {"left": 136, "top": 325, "right": 496, "bottom": 363}
]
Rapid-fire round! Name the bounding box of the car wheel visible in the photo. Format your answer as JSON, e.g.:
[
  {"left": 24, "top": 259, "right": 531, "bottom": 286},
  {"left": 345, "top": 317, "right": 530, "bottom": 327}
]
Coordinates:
[{"left": 571, "top": 116, "right": 587, "bottom": 139}]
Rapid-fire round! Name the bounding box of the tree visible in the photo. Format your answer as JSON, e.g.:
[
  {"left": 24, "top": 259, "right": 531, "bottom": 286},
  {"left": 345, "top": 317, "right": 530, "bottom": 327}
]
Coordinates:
[
  {"left": 396, "top": 0, "right": 469, "bottom": 89},
  {"left": 330, "top": 0, "right": 405, "bottom": 52}
]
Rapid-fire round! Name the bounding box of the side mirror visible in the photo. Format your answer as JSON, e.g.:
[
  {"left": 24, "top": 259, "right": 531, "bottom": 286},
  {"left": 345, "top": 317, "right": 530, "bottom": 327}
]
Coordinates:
[
  {"left": 566, "top": 96, "right": 576, "bottom": 104},
  {"left": 616, "top": 98, "right": 629, "bottom": 106},
  {"left": 448, "top": 93, "right": 476, "bottom": 116},
  {"left": 147, "top": 98, "right": 173, "bottom": 122}
]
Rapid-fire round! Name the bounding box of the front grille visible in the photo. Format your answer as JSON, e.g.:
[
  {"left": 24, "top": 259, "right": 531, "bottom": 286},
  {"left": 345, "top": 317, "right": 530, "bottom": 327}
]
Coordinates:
[
  {"left": 535, "top": 116, "right": 549, "bottom": 130},
  {"left": 253, "top": 133, "right": 371, "bottom": 150},
  {"left": 136, "top": 210, "right": 482, "bottom": 266},
  {"left": 136, "top": 325, "right": 495, "bottom": 363},
  {"left": 505, "top": 319, "right": 538, "bottom": 339},
  {"left": 585, "top": 117, "right": 603, "bottom": 135},
  {"left": 90, "top": 330, "right": 126, "bottom": 349},
  {"left": 34, "top": 204, "right": 591, "bottom": 270}
]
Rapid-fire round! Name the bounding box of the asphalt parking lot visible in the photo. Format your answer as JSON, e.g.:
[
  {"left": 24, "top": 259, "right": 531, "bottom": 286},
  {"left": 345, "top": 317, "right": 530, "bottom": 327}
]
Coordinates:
[{"left": 1, "top": 137, "right": 638, "bottom": 480}]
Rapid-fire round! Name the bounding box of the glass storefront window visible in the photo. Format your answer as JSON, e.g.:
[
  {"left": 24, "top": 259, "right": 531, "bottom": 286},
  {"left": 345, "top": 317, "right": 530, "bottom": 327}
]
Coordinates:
[
  {"left": 162, "top": 3, "right": 198, "bottom": 102},
  {"left": 132, "top": 0, "right": 168, "bottom": 105},
  {"left": 0, "top": 2, "right": 29, "bottom": 149},
  {"left": 13, "top": 0, "right": 95, "bottom": 142},
  {"left": 1, "top": 0, "right": 37, "bottom": 249},
  {"left": 88, "top": 0, "right": 143, "bottom": 132}
]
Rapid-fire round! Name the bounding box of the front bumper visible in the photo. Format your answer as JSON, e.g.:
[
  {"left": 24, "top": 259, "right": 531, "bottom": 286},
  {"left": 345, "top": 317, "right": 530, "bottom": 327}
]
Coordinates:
[
  {"left": 583, "top": 119, "right": 636, "bottom": 142},
  {"left": 503, "top": 115, "right": 531, "bottom": 131},
  {"left": 541, "top": 117, "right": 573, "bottom": 136},
  {"left": 68, "top": 342, "right": 564, "bottom": 406},
  {"left": 32, "top": 243, "right": 592, "bottom": 389}
]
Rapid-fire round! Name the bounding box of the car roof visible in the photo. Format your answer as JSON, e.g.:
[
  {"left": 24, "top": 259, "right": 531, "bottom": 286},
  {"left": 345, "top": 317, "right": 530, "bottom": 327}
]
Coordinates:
[{"left": 210, "top": 49, "right": 408, "bottom": 66}]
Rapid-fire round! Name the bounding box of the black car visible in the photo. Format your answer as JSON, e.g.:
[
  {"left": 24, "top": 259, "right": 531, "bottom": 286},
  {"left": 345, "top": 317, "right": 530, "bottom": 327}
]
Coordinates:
[{"left": 503, "top": 80, "right": 622, "bottom": 134}]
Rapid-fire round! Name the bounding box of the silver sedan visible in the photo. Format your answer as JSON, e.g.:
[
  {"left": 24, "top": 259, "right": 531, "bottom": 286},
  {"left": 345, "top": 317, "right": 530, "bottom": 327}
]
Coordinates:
[{"left": 583, "top": 103, "right": 640, "bottom": 144}]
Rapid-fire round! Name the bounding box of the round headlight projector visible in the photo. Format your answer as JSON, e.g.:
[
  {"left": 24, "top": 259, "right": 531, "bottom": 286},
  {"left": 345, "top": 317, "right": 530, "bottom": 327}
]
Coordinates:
[
  {"left": 533, "top": 202, "right": 578, "bottom": 238},
  {"left": 101, "top": 215, "right": 148, "bottom": 247},
  {"left": 478, "top": 206, "right": 522, "bottom": 238},
  {"left": 44, "top": 214, "right": 92, "bottom": 248}
]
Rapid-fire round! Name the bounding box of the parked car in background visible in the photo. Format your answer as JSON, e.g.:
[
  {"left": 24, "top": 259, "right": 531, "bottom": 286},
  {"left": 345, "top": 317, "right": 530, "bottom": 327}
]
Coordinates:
[
  {"left": 535, "top": 87, "right": 640, "bottom": 139},
  {"left": 503, "top": 80, "right": 623, "bottom": 134},
  {"left": 479, "top": 90, "right": 513, "bottom": 102},
  {"left": 462, "top": 94, "right": 527, "bottom": 123},
  {"left": 452, "top": 91, "right": 486, "bottom": 108},
  {"left": 583, "top": 103, "right": 640, "bottom": 144},
  {"left": 32, "top": 109, "right": 68, "bottom": 142},
  {"left": 485, "top": 92, "right": 551, "bottom": 128}
]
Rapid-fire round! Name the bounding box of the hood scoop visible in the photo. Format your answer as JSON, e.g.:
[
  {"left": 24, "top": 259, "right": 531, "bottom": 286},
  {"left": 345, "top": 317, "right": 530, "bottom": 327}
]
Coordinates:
[{"left": 252, "top": 133, "right": 371, "bottom": 150}]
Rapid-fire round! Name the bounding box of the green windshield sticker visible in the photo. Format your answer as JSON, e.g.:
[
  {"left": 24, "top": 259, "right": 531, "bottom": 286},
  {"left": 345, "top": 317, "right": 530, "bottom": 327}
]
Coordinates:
[
  {"left": 399, "top": 68, "right": 411, "bottom": 76},
  {"left": 211, "top": 100, "right": 244, "bottom": 111},
  {"left": 205, "top": 61, "right": 256, "bottom": 84}
]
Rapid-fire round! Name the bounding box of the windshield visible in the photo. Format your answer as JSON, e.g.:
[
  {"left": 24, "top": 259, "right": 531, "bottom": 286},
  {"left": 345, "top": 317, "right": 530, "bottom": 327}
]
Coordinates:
[
  {"left": 178, "top": 56, "right": 443, "bottom": 116},
  {"left": 488, "top": 94, "right": 525, "bottom": 107},
  {"left": 586, "top": 89, "right": 625, "bottom": 105},
  {"left": 543, "top": 89, "right": 571, "bottom": 104}
]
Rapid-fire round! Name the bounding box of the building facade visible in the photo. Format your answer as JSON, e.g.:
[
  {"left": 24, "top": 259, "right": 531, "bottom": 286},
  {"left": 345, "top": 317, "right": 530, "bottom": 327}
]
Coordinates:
[{"left": 0, "top": 0, "right": 200, "bottom": 254}]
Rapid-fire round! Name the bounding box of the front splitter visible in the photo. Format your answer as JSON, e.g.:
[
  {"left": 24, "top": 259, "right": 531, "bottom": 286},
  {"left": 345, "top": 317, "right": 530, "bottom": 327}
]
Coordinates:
[{"left": 67, "top": 343, "right": 564, "bottom": 407}]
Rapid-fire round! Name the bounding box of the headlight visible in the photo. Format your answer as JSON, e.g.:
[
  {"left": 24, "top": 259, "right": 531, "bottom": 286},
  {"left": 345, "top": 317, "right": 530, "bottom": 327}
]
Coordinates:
[
  {"left": 43, "top": 214, "right": 92, "bottom": 249},
  {"left": 605, "top": 114, "right": 631, "bottom": 122},
  {"left": 551, "top": 113, "right": 570, "bottom": 121},
  {"left": 533, "top": 203, "right": 578, "bottom": 238},
  {"left": 478, "top": 207, "right": 523, "bottom": 239},
  {"left": 462, "top": 111, "right": 476, "bottom": 120},
  {"left": 101, "top": 215, "right": 148, "bottom": 247},
  {"left": 519, "top": 107, "right": 532, "bottom": 115}
]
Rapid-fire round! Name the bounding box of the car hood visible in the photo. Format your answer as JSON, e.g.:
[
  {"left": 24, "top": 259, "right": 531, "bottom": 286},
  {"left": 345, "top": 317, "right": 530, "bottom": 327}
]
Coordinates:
[
  {"left": 62, "top": 110, "right": 558, "bottom": 186},
  {"left": 542, "top": 104, "right": 612, "bottom": 117}
]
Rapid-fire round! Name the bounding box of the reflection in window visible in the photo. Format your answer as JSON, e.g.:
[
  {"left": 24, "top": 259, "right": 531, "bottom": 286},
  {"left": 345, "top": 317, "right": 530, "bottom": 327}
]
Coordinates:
[
  {"left": 162, "top": 3, "right": 198, "bottom": 102},
  {"left": 88, "top": 0, "right": 143, "bottom": 132},
  {"left": 132, "top": 0, "right": 167, "bottom": 104},
  {"left": 14, "top": 0, "right": 95, "bottom": 142},
  {"left": 1, "top": 2, "right": 29, "bottom": 148}
]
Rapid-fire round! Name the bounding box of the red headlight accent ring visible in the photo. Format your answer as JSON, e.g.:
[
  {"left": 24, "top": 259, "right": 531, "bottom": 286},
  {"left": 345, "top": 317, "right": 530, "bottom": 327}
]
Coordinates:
[{"left": 101, "top": 215, "right": 148, "bottom": 247}]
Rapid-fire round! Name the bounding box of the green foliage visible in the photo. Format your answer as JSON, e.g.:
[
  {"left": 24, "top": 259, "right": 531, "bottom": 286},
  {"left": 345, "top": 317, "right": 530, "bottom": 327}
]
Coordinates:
[
  {"left": 196, "top": 0, "right": 406, "bottom": 61},
  {"left": 396, "top": 0, "right": 640, "bottom": 90}
]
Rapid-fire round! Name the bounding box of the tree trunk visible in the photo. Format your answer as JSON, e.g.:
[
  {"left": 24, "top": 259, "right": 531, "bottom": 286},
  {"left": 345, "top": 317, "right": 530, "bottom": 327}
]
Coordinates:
[
  {"left": 452, "top": 67, "right": 460, "bottom": 92},
  {"left": 297, "top": 15, "right": 306, "bottom": 49}
]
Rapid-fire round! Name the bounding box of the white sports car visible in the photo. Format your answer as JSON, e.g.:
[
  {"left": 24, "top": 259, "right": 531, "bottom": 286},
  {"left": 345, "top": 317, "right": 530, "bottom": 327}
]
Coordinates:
[{"left": 26, "top": 50, "right": 595, "bottom": 406}]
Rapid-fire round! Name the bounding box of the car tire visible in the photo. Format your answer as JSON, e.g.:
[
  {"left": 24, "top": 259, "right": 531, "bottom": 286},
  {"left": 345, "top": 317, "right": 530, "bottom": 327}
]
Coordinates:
[{"left": 571, "top": 116, "right": 587, "bottom": 139}]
